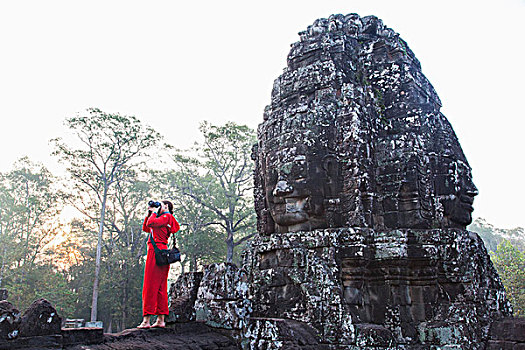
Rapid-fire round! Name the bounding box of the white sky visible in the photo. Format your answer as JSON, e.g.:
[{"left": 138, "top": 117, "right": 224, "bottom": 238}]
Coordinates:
[{"left": 1, "top": 0, "right": 524, "bottom": 229}]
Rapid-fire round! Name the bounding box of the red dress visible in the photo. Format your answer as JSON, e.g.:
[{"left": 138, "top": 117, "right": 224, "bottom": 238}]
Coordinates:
[{"left": 142, "top": 211, "right": 180, "bottom": 316}]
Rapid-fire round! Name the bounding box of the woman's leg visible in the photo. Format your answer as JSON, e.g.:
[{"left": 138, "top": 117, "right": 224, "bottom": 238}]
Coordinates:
[
  {"left": 151, "top": 314, "right": 166, "bottom": 328},
  {"left": 137, "top": 315, "right": 151, "bottom": 328},
  {"left": 151, "top": 265, "right": 169, "bottom": 328},
  {"left": 142, "top": 248, "right": 162, "bottom": 316},
  {"left": 155, "top": 265, "right": 170, "bottom": 315}
]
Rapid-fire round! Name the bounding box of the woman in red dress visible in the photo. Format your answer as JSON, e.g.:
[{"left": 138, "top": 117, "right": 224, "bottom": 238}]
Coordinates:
[{"left": 137, "top": 200, "right": 180, "bottom": 329}]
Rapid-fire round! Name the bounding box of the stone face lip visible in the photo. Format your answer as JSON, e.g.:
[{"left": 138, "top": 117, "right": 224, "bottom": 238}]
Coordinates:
[
  {"left": 18, "top": 298, "right": 61, "bottom": 337},
  {"left": 0, "top": 300, "right": 20, "bottom": 340},
  {"left": 254, "top": 13, "right": 478, "bottom": 235}
]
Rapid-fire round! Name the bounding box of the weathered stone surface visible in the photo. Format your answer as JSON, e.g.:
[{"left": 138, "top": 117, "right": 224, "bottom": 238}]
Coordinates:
[
  {"left": 0, "top": 301, "right": 20, "bottom": 340},
  {"left": 490, "top": 318, "right": 525, "bottom": 342},
  {"left": 242, "top": 230, "right": 355, "bottom": 345},
  {"left": 64, "top": 323, "right": 238, "bottom": 350},
  {"left": 487, "top": 340, "right": 517, "bottom": 350},
  {"left": 354, "top": 324, "right": 395, "bottom": 347},
  {"left": 167, "top": 271, "right": 203, "bottom": 323},
  {"left": 18, "top": 299, "right": 61, "bottom": 337},
  {"left": 61, "top": 327, "right": 104, "bottom": 346},
  {"left": 194, "top": 263, "right": 251, "bottom": 330},
  {"left": 241, "top": 228, "right": 510, "bottom": 348},
  {"left": 242, "top": 318, "right": 329, "bottom": 349},
  {"left": 0, "top": 334, "right": 62, "bottom": 349}
]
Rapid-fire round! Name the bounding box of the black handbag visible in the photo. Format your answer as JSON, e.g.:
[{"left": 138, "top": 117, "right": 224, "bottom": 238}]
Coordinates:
[{"left": 149, "top": 233, "right": 181, "bottom": 265}]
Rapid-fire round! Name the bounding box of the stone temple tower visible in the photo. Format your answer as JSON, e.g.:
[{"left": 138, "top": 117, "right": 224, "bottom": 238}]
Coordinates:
[{"left": 172, "top": 13, "right": 516, "bottom": 350}]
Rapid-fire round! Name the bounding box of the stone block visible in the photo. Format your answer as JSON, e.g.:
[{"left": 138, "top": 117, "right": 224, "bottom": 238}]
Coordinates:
[
  {"left": 355, "top": 323, "right": 394, "bottom": 347},
  {"left": 61, "top": 327, "right": 104, "bottom": 346},
  {"left": 194, "top": 263, "right": 251, "bottom": 330},
  {"left": 419, "top": 323, "right": 464, "bottom": 346},
  {"left": 490, "top": 318, "right": 525, "bottom": 342},
  {"left": 487, "top": 340, "right": 516, "bottom": 350},
  {"left": 0, "top": 334, "right": 62, "bottom": 349},
  {"left": 167, "top": 271, "right": 203, "bottom": 323},
  {"left": 195, "top": 299, "right": 251, "bottom": 330},
  {"left": 18, "top": 299, "right": 61, "bottom": 337},
  {"left": 242, "top": 318, "right": 329, "bottom": 350},
  {"left": 0, "top": 301, "right": 20, "bottom": 340}
]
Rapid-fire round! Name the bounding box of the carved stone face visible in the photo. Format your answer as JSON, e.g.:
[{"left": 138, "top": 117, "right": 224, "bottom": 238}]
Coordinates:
[
  {"left": 434, "top": 157, "right": 478, "bottom": 228},
  {"left": 255, "top": 12, "right": 479, "bottom": 233},
  {"left": 387, "top": 154, "right": 478, "bottom": 230},
  {"left": 262, "top": 142, "right": 342, "bottom": 233}
]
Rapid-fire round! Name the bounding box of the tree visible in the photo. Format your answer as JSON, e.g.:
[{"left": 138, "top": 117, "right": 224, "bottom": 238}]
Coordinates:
[
  {"left": 0, "top": 158, "right": 62, "bottom": 299},
  {"left": 491, "top": 240, "right": 525, "bottom": 317},
  {"left": 101, "top": 168, "right": 154, "bottom": 331},
  {"left": 51, "top": 108, "right": 161, "bottom": 322},
  {"left": 165, "top": 122, "right": 256, "bottom": 263}
]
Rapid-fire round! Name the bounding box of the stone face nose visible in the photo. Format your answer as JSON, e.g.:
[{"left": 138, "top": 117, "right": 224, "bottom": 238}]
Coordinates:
[
  {"left": 273, "top": 180, "right": 294, "bottom": 197},
  {"left": 462, "top": 176, "right": 479, "bottom": 201},
  {"left": 466, "top": 183, "right": 479, "bottom": 197}
]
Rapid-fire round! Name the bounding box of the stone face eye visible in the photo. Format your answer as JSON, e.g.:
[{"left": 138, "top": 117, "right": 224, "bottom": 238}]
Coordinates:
[{"left": 291, "top": 157, "right": 307, "bottom": 182}]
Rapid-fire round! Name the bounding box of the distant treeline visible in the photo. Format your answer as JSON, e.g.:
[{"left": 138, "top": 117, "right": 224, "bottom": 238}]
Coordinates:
[{"left": 470, "top": 218, "right": 525, "bottom": 252}]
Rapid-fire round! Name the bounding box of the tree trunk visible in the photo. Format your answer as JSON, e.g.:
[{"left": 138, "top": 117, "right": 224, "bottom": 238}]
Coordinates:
[
  {"left": 122, "top": 266, "right": 127, "bottom": 330},
  {"left": 189, "top": 254, "right": 194, "bottom": 272},
  {"left": 226, "top": 226, "right": 234, "bottom": 263},
  {"left": 91, "top": 185, "right": 108, "bottom": 322},
  {"left": 106, "top": 314, "right": 112, "bottom": 333},
  {"left": 0, "top": 239, "right": 5, "bottom": 288}
]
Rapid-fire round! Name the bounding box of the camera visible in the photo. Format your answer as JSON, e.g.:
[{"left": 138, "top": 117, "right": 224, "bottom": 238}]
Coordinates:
[{"left": 148, "top": 200, "right": 161, "bottom": 208}]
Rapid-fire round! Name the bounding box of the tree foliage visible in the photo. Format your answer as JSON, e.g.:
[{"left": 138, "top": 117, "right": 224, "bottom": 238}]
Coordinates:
[
  {"left": 0, "top": 158, "right": 67, "bottom": 311},
  {"left": 491, "top": 240, "right": 525, "bottom": 317},
  {"left": 163, "top": 121, "right": 256, "bottom": 263},
  {"left": 158, "top": 170, "right": 225, "bottom": 271}
]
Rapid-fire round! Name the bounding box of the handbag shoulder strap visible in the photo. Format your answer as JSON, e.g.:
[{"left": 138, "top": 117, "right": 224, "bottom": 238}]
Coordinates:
[
  {"left": 150, "top": 233, "right": 176, "bottom": 250},
  {"left": 169, "top": 234, "right": 177, "bottom": 250},
  {"left": 149, "top": 233, "right": 161, "bottom": 252}
]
